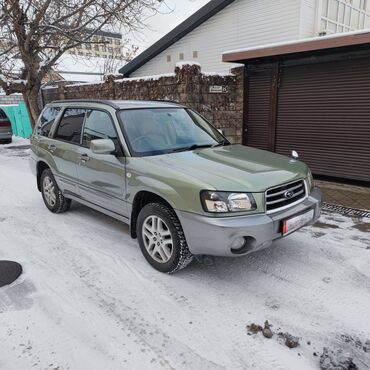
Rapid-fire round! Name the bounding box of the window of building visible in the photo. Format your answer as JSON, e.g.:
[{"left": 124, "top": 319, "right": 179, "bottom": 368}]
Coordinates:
[
  {"left": 101, "top": 45, "right": 107, "bottom": 52},
  {"left": 114, "top": 39, "right": 121, "bottom": 45},
  {"left": 37, "top": 107, "right": 61, "bottom": 137},
  {"left": 108, "top": 47, "right": 113, "bottom": 53},
  {"left": 94, "top": 44, "right": 99, "bottom": 51},
  {"left": 321, "top": 0, "right": 370, "bottom": 33},
  {"left": 179, "top": 53, "right": 184, "bottom": 60},
  {"left": 193, "top": 51, "right": 198, "bottom": 58},
  {"left": 166, "top": 55, "right": 171, "bottom": 62},
  {"left": 85, "top": 43, "right": 91, "bottom": 49},
  {"left": 82, "top": 110, "right": 118, "bottom": 148},
  {"left": 55, "top": 109, "right": 86, "bottom": 144}
]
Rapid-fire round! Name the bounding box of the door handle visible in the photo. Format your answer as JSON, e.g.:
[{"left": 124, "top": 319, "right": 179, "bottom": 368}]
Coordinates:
[
  {"left": 48, "top": 144, "right": 56, "bottom": 153},
  {"left": 80, "top": 153, "right": 90, "bottom": 163}
]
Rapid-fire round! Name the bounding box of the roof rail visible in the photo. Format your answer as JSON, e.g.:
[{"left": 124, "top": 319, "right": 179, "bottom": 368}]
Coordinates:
[
  {"left": 49, "top": 99, "right": 120, "bottom": 109},
  {"left": 149, "top": 99, "right": 181, "bottom": 105}
]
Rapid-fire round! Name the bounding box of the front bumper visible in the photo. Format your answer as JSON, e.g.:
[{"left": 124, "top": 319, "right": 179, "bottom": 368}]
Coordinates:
[{"left": 176, "top": 187, "right": 322, "bottom": 257}]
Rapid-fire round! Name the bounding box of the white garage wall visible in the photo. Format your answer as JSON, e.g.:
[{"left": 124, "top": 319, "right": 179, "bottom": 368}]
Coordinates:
[
  {"left": 131, "top": 0, "right": 315, "bottom": 77},
  {"left": 300, "top": 0, "right": 318, "bottom": 37}
]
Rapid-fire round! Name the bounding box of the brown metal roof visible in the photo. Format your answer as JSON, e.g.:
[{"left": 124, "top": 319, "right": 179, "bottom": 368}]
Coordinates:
[{"left": 222, "top": 31, "right": 370, "bottom": 63}]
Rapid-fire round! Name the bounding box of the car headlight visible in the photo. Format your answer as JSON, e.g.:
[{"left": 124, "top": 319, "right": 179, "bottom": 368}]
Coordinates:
[
  {"left": 200, "top": 191, "right": 256, "bottom": 213},
  {"left": 307, "top": 169, "right": 314, "bottom": 191}
]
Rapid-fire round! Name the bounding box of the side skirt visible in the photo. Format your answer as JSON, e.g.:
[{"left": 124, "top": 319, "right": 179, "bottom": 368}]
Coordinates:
[{"left": 64, "top": 191, "right": 130, "bottom": 225}]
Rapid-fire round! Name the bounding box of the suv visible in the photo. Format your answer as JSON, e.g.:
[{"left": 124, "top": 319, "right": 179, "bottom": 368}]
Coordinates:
[
  {"left": 0, "top": 108, "right": 12, "bottom": 144},
  {"left": 30, "top": 100, "right": 321, "bottom": 273}
]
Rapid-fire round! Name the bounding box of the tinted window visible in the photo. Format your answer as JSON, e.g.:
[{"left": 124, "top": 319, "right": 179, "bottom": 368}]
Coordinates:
[
  {"left": 55, "top": 108, "right": 86, "bottom": 144},
  {"left": 82, "top": 110, "right": 117, "bottom": 147},
  {"left": 37, "top": 107, "right": 60, "bottom": 137}
]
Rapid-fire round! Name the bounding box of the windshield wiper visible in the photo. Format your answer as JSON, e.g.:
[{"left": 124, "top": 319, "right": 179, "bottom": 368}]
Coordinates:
[
  {"left": 212, "top": 139, "right": 230, "bottom": 148},
  {"left": 172, "top": 144, "right": 214, "bottom": 153}
]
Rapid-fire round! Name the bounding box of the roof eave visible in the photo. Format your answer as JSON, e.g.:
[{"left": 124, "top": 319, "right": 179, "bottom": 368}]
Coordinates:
[
  {"left": 222, "top": 31, "right": 370, "bottom": 63},
  {"left": 119, "top": 0, "right": 235, "bottom": 76}
]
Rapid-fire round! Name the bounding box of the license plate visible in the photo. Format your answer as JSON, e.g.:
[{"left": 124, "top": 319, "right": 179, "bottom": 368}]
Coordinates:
[{"left": 282, "top": 209, "right": 314, "bottom": 236}]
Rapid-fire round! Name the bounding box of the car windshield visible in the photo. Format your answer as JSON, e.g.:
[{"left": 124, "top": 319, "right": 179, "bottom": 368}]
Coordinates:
[{"left": 118, "top": 108, "right": 228, "bottom": 157}]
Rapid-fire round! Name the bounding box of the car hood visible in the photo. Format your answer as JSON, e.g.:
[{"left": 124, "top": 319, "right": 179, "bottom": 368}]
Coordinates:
[{"left": 141, "top": 144, "right": 309, "bottom": 192}]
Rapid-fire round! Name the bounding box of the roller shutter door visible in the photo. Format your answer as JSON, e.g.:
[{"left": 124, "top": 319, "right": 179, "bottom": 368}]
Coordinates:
[
  {"left": 276, "top": 57, "right": 370, "bottom": 182},
  {"left": 245, "top": 67, "right": 273, "bottom": 151}
]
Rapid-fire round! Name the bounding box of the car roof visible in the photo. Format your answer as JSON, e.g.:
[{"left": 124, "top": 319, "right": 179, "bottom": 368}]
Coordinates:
[{"left": 48, "top": 99, "right": 184, "bottom": 110}]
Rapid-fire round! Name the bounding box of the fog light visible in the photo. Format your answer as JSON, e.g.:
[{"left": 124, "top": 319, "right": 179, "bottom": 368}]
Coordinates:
[{"left": 231, "top": 237, "right": 246, "bottom": 249}]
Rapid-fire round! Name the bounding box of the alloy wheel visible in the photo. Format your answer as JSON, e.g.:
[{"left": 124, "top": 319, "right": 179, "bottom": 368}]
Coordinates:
[
  {"left": 142, "top": 215, "right": 174, "bottom": 263},
  {"left": 43, "top": 176, "right": 56, "bottom": 207}
]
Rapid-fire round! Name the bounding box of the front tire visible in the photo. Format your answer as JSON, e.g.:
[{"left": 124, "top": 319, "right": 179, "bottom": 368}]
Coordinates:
[
  {"left": 137, "top": 203, "right": 193, "bottom": 273},
  {"left": 41, "top": 169, "right": 71, "bottom": 213}
]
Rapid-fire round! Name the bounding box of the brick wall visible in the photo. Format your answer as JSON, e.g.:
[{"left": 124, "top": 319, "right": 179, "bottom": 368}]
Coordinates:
[{"left": 42, "top": 64, "right": 245, "bottom": 144}]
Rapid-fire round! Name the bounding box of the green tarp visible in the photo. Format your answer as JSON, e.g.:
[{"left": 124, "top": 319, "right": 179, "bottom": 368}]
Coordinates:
[{"left": 0, "top": 102, "right": 32, "bottom": 138}]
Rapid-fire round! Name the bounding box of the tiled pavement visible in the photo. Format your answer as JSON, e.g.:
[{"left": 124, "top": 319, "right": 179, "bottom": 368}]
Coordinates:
[{"left": 316, "top": 180, "right": 370, "bottom": 211}]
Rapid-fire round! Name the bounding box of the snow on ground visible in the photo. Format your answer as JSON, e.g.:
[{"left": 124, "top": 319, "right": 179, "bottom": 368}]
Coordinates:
[{"left": 0, "top": 139, "right": 369, "bottom": 370}]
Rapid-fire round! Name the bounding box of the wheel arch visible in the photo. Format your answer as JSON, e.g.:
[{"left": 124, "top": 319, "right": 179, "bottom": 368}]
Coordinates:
[{"left": 130, "top": 191, "right": 174, "bottom": 239}]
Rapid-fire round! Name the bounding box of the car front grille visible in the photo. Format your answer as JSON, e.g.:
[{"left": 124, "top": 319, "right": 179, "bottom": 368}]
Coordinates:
[{"left": 266, "top": 179, "right": 306, "bottom": 213}]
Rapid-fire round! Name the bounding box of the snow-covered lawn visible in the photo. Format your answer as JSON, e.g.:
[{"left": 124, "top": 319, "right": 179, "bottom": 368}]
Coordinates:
[{"left": 0, "top": 139, "right": 369, "bottom": 370}]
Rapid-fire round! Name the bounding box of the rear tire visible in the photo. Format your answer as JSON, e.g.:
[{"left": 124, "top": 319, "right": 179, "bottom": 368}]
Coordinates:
[
  {"left": 137, "top": 203, "right": 193, "bottom": 273},
  {"left": 41, "top": 169, "right": 71, "bottom": 213}
]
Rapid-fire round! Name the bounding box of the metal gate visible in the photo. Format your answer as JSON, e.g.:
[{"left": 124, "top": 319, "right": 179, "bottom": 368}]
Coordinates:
[
  {"left": 244, "top": 66, "right": 274, "bottom": 151},
  {"left": 276, "top": 57, "right": 370, "bottom": 182},
  {"left": 245, "top": 57, "right": 370, "bottom": 182}
]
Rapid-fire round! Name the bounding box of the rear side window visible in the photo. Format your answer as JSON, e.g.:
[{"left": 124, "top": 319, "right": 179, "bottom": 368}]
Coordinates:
[
  {"left": 37, "top": 107, "right": 60, "bottom": 137},
  {"left": 55, "top": 108, "right": 86, "bottom": 144},
  {"left": 82, "top": 110, "right": 117, "bottom": 147}
]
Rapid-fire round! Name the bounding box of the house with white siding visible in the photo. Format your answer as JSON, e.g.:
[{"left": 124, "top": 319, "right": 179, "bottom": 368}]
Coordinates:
[{"left": 119, "top": 0, "right": 370, "bottom": 77}]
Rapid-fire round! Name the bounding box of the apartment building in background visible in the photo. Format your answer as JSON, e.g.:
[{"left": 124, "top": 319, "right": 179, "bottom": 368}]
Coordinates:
[{"left": 71, "top": 30, "right": 123, "bottom": 59}]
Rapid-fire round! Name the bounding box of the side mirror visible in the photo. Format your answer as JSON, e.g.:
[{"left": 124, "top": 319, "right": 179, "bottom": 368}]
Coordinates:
[
  {"left": 90, "top": 139, "right": 115, "bottom": 155},
  {"left": 291, "top": 150, "right": 299, "bottom": 160}
]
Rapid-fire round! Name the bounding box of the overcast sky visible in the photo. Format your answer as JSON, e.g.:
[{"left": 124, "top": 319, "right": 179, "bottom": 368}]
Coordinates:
[{"left": 132, "top": 0, "right": 210, "bottom": 52}]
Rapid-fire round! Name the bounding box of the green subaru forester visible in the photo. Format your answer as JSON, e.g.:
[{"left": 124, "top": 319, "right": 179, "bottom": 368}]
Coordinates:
[{"left": 30, "top": 100, "right": 321, "bottom": 273}]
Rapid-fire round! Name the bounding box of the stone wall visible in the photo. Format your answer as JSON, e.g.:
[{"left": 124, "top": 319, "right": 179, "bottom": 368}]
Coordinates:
[{"left": 42, "top": 64, "right": 245, "bottom": 143}]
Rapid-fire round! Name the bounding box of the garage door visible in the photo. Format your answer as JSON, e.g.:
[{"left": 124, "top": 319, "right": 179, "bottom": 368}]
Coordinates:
[
  {"left": 245, "top": 66, "right": 274, "bottom": 151},
  {"left": 276, "top": 57, "right": 370, "bottom": 182}
]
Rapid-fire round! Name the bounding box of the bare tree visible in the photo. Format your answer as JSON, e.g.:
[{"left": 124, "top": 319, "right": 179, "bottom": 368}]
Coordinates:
[
  {"left": 0, "top": 0, "right": 163, "bottom": 127},
  {"left": 100, "top": 41, "right": 138, "bottom": 76}
]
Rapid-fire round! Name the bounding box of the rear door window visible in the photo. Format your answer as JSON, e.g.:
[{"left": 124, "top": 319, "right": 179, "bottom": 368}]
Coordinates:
[
  {"left": 82, "top": 110, "right": 118, "bottom": 147},
  {"left": 55, "top": 108, "right": 86, "bottom": 144},
  {"left": 37, "top": 107, "right": 61, "bottom": 137}
]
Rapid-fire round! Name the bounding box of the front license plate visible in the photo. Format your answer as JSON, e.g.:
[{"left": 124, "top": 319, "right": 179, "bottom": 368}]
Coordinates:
[{"left": 282, "top": 209, "right": 314, "bottom": 236}]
